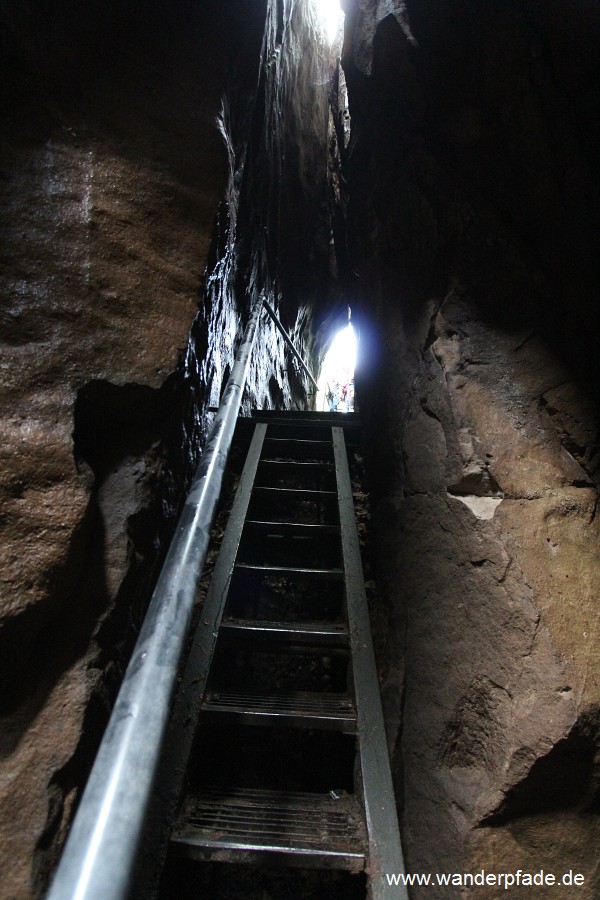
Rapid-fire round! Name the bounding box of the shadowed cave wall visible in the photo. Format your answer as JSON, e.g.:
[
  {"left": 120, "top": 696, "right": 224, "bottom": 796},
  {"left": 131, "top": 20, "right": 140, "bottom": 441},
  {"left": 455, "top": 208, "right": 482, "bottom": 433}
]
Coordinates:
[
  {"left": 0, "top": 0, "right": 599, "bottom": 897},
  {"left": 0, "top": 1, "right": 331, "bottom": 894},
  {"left": 338, "top": 1, "right": 600, "bottom": 896}
]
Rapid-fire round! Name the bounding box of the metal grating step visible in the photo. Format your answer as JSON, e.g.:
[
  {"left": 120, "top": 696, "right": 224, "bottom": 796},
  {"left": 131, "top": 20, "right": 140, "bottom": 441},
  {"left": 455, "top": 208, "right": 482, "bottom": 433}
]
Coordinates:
[
  {"left": 258, "top": 460, "right": 334, "bottom": 470},
  {"left": 263, "top": 437, "right": 333, "bottom": 448},
  {"left": 220, "top": 617, "right": 348, "bottom": 647},
  {"left": 235, "top": 563, "right": 344, "bottom": 579},
  {"left": 251, "top": 486, "right": 337, "bottom": 498},
  {"left": 244, "top": 520, "right": 339, "bottom": 536},
  {"left": 201, "top": 689, "right": 356, "bottom": 731},
  {"left": 251, "top": 409, "right": 361, "bottom": 426},
  {"left": 262, "top": 438, "right": 333, "bottom": 462},
  {"left": 248, "top": 486, "right": 339, "bottom": 527},
  {"left": 171, "top": 787, "right": 367, "bottom": 871},
  {"left": 255, "top": 460, "right": 337, "bottom": 492}
]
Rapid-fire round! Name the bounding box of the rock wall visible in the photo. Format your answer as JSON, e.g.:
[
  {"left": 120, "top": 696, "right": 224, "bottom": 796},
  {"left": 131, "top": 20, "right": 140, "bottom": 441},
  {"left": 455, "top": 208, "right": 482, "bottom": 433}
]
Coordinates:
[
  {"left": 0, "top": 1, "right": 332, "bottom": 895},
  {"left": 340, "top": 0, "right": 599, "bottom": 895},
  {"left": 4, "top": 0, "right": 598, "bottom": 894}
]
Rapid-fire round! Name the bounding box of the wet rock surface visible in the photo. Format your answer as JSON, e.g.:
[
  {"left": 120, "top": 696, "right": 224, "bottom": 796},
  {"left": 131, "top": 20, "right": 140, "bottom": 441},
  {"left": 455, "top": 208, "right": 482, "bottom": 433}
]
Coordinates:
[
  {"left": 0, "top": 2, "right": 233, "bottom": 891},
  {"left": 0, "top": 1, "right": 331, "bottom": 895}
]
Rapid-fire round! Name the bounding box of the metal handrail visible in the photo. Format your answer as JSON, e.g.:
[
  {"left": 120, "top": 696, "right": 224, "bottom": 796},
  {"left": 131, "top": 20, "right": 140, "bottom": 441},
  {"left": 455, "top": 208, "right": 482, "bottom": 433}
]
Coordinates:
[
  {"left": 262, "top": 298, "right": 319, "bottom": 391},
  {"left": 47, "top": 297, "right": 264, "bottom": 900}
]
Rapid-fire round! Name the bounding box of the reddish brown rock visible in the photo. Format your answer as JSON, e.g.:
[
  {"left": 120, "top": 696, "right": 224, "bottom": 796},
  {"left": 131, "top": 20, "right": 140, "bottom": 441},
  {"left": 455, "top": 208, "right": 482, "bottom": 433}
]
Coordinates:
[
  {"left": 0, "top": 2, "right": 334, "bottom": 894},
  {"left": 0, "top": 4, "right": 240, "bottom": 895},
  {"left": 340, "top": 0, "right": 600, "bottom": 895}
]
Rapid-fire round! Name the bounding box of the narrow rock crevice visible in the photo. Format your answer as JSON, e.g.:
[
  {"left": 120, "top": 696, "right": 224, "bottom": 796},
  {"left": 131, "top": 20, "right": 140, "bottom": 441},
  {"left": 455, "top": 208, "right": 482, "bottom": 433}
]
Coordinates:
[{"left": 1, "top": 0, "right": 599, "bottom": 895}]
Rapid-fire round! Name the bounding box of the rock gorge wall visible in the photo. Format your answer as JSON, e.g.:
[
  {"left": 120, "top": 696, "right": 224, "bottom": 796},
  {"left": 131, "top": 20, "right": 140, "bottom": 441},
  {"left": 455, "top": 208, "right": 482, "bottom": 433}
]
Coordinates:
[
  {"left": 2, "top": 0, "right": 599, "bottom": 896},
  {"left": 339, "top": 0, "right": 599, "bottom": 895},
  {"left": 0, "top": 2, "right": 332, "bottom": 895}
]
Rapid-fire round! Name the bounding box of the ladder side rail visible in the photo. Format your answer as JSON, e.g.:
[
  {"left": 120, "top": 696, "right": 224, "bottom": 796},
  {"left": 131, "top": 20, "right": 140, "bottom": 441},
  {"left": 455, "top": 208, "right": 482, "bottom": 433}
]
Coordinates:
[
  {"left": 176, "top": 422, "right": 267, "bottom": 711},
  {"left": 332, "top": 427, "right": 409, "bottom": 900},
  {"left": 129, "top": 423, "right": 269, "bottom": 894},
  {"left": 48, "top": 297, "right": 264, "bottom": 900}
]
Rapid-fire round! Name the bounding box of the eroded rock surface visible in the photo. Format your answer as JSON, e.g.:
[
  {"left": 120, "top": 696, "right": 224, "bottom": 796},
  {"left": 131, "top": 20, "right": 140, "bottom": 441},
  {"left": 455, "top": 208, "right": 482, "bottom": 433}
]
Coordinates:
[
  {"left": 0, "top": 5, "right": 234, "bottom": 893},
  {"left": 0, "top": 1, "right": 332, "bottom": 895},
  {"left": 340, "top": 0, "right": 600, "bottom": 894}
]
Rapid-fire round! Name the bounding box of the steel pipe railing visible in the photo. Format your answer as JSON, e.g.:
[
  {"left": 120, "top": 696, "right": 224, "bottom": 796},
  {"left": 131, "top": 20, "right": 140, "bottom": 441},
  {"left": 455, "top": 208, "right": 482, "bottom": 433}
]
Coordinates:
[
  {"left": 47, "top": 296, "right": 264, "bottom": 900},
  {"left": 262, "top": 298, "right": 319, "bottom": 391}
]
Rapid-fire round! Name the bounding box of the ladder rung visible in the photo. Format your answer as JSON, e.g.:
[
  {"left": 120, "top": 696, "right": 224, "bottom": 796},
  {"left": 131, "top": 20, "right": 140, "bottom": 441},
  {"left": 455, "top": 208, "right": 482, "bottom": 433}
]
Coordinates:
[
  {"left": 201, "top": 689, "right": 356, "bottom": 731},
  {"left": 235, "top": 563, "right": 344, "bottom": 578},
  {"left": 171, "top": 787, "right": 366, "bottom": 871},
  {"left": 259, "top": 459, "right": 334, "bottom": 469},
  {"left": 262, "top": 438, "right": 333, "bottom": 462},
  {"left": 264, "top": 438, "right": 332, "bottom": 447},
  {"left": 259, "top": 458, "right": 335, "bottom": 477},
  {"left": 244, "top": 520, "right": 339, "bottom": 535},
  {"left": 221, "top": 618, "right": 348, "bottom": 646},
  {"left": 252, "top": 486, "right": 337, "bottom": 498},
  {"left": 251, "top": 409, "right": 360, "bottom": 423}
]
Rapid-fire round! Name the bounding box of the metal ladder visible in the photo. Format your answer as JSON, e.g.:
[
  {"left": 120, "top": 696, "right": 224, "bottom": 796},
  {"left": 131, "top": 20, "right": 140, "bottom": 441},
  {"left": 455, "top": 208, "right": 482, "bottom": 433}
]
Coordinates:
[{"left": 167, "top": 411, "right": 406, "bottom": 898}]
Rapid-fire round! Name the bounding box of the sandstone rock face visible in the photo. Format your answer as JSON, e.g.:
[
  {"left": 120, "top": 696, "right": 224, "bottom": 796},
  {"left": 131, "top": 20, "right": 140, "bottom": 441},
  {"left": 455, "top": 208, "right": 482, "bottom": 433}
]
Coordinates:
[
  {"left": 340, "top": 0, "right": 600, "bottom": 895},
  {"left": 0, "top": 1, "right": 332, "bottom": 895},
  {"left": 0, "top": 4, "right": 231, "bottom": 892},
  {"left": 3, "top": 0, "right": 598, "bottom": 895}
]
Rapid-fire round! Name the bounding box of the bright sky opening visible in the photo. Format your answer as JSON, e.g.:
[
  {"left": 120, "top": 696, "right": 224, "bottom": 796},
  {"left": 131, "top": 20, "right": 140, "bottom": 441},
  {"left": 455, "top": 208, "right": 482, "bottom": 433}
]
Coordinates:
[
  {"left": 315, "top": 0, "right": 343, "bottom": 43},
  {"left": 317, "top": 322, "right": 357, "bottom": 412}
]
